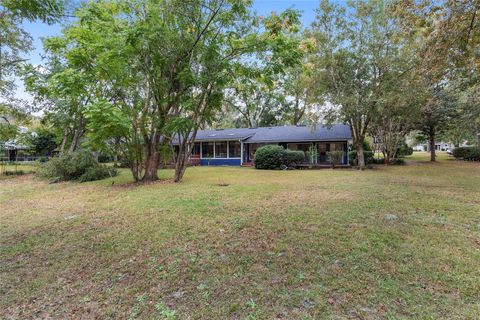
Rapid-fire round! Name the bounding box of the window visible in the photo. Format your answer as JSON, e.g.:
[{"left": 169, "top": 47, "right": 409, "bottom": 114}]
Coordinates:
[
  {"left": 202, "top": 142, "right": 214, "bottom": 158},
  {"left": 192, "top": 143, "right": 201, "bottom": 155},
  {"left": 330, "top": 143, "right": 345, "bottom": 151},
  {"left": 317, "top": 143, "right": 327, "bottom": 155},
  {"left": 215, "top": 141, "right": 227, "bottom": 158},
  {"left": 288, "top": 143, "right": 311, "bottom": 152},
  {"left": 228, "top": 141, "right": 241, "bottom": 158}
]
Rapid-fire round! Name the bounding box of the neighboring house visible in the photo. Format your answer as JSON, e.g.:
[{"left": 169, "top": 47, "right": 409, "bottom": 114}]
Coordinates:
[
  {"left": 412, "top": 141, "right": 470, "bottom": 152},
  {"left": 0, "top": 141, "right": 32, "bottom": 161},
  {"left": 173, "top": 124, "right": 352, "bottom": 166}
]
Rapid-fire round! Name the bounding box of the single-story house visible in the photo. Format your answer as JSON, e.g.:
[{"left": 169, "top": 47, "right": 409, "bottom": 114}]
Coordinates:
[
  {"left": 0, "top": 141, "right": 32, "bottom": 162},
  {"left": 174, "top": 124, "right": 352, "bottom": 166}
]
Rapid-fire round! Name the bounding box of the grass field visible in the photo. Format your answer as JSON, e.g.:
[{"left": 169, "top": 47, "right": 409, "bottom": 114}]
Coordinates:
[
  {"left": 0, "top": 163, "right": 37, "bottom": 180},
  {"left": 1, "top": 152, "right": 479, "bottom": 319}
]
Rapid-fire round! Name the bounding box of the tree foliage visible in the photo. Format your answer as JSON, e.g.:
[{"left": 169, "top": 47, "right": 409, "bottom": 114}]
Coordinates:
[
  {"left": 310, "top": 0, "right": 414, "bottom": 168},
  {"left": 36, "top": 0, "right": 302, "bottom": 182}
]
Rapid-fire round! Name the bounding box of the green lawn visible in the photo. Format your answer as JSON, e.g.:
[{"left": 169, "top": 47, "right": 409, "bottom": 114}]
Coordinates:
[
  {"left": 1, "top": 152, "right": 479, "bottom": 319},
  {"left": 0, "top": 163, "right": 37, "bottom": 180}
]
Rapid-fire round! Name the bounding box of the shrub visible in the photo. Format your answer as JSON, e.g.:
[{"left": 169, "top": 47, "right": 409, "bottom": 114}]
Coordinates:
[
  {"left": 79, "top": 166, "right": 118, "bottom": 182},
  {"left": 98, "top": 154, "right": 113, "bottom": 163},
  {"left": 327, "top": 151, "right": 344, "bottom": 166},
  {"left": 349, "top": 150, "right": 374, "bottom": 166},
  {"left": 391, "top": 158, "right": 406, "bottom": 165},
  {"left": 452, "top": 146, "right": 480, "bottom": 161},
  {"left": 372, "top": 157, "right": 385, "bottom": 164},
  {"left": 37, "top": 151, "right": 117, "bottom": 183},
  {"left": 37, "top": 156, "right": 48, "bottom": 163},
  {"left": 396, "top": 142, "right": 414, "bottom": 157},
  {"left": 254, "top": 145, "right": 285, "bottom": 169},
  {"left": 283, "top": 150, "right": 305, "bottom": 167},
  {"left": 254, "top": 146, "right": 305, "bottom": 169},
  {"left": 306, "top": 145, "right": 318, "bottom": 165}
]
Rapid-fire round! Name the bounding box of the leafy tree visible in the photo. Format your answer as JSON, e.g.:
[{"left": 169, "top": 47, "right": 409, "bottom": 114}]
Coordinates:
[
  {"left": 394, "top": 0, "right": 480, "bottom": 156},
  {"left": 223, "top": 73, "right": 287, "bottom": 128},
  {"left": 310, "top": 0, "right": 414, "bottom": 168},
  {"left": 0, "top": 104, "right": 29, "bottom": 146},
  {"left": 46, "top": 0, "right": 302, "bottom": 183},
  {"left": 0, "top": 0, "right": 64, "bottom": 101},
  {"left": 28, "top": 128, "right": 57, "bottom": 156},
  {"left": 281, "top": 61, "right": 319, "bottom": 126},
  {"left": 24, "top": 59, "right": 97, "bottom": 154}
]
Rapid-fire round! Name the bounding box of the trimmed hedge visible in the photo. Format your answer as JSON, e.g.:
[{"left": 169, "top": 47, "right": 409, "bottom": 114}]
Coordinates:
[
  {"left": 254, "top": 145, "right": 305, "bottom": 169},
  {"left": 452, "top": 147, "right": 480, "bottom": 161},
  {"left": 283, "top": 150, "right": 305, "bottom": 167},
  {"left": 254, "top": 145, "right": 285, "bottom": 169}
]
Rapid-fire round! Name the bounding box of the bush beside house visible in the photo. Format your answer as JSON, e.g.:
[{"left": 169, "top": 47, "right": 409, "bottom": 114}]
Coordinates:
[
  {"left": 283, "top": 150, "right": 305, "bottom": 167},
  {"left": 327, "top": 151, "right": 344, "bottom": 167},
  {"left": 254, "top": 145, "right": 305, "bottom": 169}
]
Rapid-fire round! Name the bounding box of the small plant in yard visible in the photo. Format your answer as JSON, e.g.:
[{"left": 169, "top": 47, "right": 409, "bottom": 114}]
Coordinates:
[
  {"left": 155, "top": 302, "right": 177, "bottom": 319},
  {"left": 307, "top": 145, "right": 318, "bottom": 166},
  {"left": 327, "top": 150, "right": 344, "bottom": 167}
]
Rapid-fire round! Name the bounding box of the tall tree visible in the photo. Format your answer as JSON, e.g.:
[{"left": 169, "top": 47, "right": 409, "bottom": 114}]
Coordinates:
[
  {"left": 394, "top": 0, "right": 480, "bottom": 157},
  {"left": 224, "top": 73, "right": 286, "bottom": 128},
  {"left": 0, "top": 0, "right": 64, "bottom": 101},
  {"left": 311, "top": 0, "right": 413, "bottom": 168},
  {"left": 47, "top": 0, "right": 302, "bottom": 183}
]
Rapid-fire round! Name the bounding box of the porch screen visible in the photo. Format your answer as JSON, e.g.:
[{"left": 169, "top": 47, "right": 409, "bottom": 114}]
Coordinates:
[
  {"left": 228, "top": 141, "right": 241, "bottom": 158},
  {"left": 215, "top": 141, "right": 227, "bottom": 158},
  {"left": 192, "top": 143, "right": 201, "bottom": 155},
  {"left": 202, "top": 142, "right": 214, "bottom": 158}
]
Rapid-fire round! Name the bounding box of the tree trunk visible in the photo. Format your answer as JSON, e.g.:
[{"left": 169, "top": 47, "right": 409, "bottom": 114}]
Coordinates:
[
  {"left": 142, "top": 156, "right": 159, "bottom": 182},
  {"left": 69, "top": 128, "right": 83, "bottom": 153},
  {"left": 174, "top": 150, "right": 188, "bottom": 182},
  {"left": 142, "top": 134, "right": 161, "bottom": 182},
  {"left": 59, "top": 127, "right": 69, "bottom": 155},
  {"left": 429, "top": 132, "right": 436, "bottom": 162},
  {"left": 357, "top": 143, "right": 365, "bottom": 169},
  {"left": 142, "top": 150, "right": 160, "bottom": 182},
  {"left": 131, "top": 161, "right": 141, "bottom": 183},
  {"left": 383, "top": 151, "right": 389, "bottom": 165}
]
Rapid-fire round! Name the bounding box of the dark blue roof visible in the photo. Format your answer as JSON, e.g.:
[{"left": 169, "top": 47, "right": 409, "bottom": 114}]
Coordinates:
[
  {"left": 193, "top": 128, "right": 256, "bottom": 141},
  {"left": 181, "top": 124, "right": 351, "bottom": 143},
  {"left": 245, "top": 124, "right": 351, "bottom": 143}
]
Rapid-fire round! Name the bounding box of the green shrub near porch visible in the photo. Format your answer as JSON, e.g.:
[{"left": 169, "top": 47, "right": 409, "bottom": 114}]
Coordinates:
[
  {"left": 254, "top": 145, "right": 305, "bottom": 169},
  {"left": 283, "top": 150, "right": 305, "bottom": 167}
]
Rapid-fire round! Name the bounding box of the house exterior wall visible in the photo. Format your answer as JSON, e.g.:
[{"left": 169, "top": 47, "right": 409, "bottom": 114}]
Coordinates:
[
  {"left": 189, "top": 140, "right": 350, "bottom": 166},
  {"left": 200, "top": 158, "right": 242, "bottom": 166},
  {"left": 241, "top": 141, "right": 349, "bottom": 165}
]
